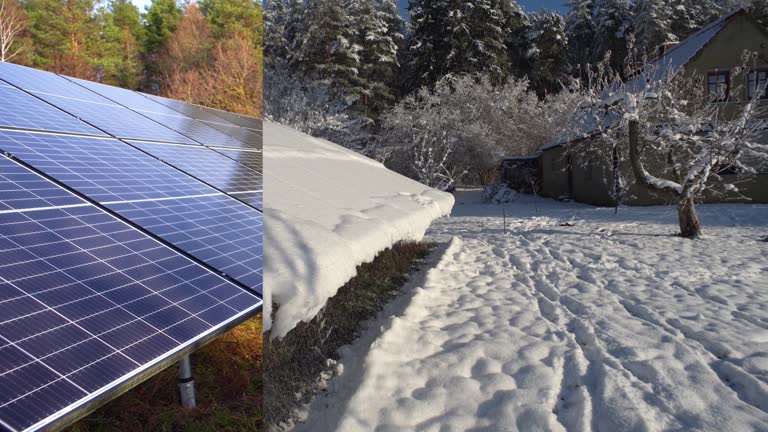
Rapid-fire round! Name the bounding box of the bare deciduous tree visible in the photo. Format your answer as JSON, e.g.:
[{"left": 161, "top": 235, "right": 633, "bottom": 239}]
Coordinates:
[{"left": 0, "top": 0, "right": 26, "bottom": 63}]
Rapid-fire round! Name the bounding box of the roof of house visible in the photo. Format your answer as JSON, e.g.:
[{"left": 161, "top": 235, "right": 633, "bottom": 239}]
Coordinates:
[{"left": 538, "top": 9, "right": 745, "bottom": 153}]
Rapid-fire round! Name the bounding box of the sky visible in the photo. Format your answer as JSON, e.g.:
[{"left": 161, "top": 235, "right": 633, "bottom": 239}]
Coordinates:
[{"left": 131, "top": 0, "right": 570, "bottom": 16}]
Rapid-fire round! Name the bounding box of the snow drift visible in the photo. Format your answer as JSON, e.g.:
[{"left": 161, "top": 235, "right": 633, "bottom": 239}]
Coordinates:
[{"left": 263, "top": 121, "right": 454, "bottom": 338}]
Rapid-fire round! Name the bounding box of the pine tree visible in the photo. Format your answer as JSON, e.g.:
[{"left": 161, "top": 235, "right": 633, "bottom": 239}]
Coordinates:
[
  {"left": 24, "top": 0, "right": 100, "bottom": 78},
  {"left": 500, "top": 0, "right": 530, "bottom": 78},
  {"left": 96, "top": 0, "right": 144, "bottom": 88},
  {"left": 594, "top": 0, "right": 633, "bottom": 71},
  {"left": 264, "top": 0, "right": 290, "bottom": 65},
  {"left": 142, "top": 0, "right": 182, "bottom": 91},
  {"left": 634, "top": 0, "right": 676, "bottom": 53},
  {"left": 528, "top": 10, "right": 570, "bottom": 96},
  {"left": 403, "top": 0, "right": 512, "bottom": 93},
  {"left": 564, "top": 0, "right": 595, "bottom": 71},
  {"left": 294, "top": 0, "right": 360, "bottom": 95},
  {"left": 351, "top": 0, "right": 403, "bottom": 118},
  {"left": 199, "top": 0, "right": 263, "bottom": 45}
]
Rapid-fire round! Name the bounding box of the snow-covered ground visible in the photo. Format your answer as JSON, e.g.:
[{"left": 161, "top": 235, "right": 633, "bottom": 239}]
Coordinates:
[
  {"left": 263, "top": 122, "right": 454, "bottom": 338},
  {"left": 293, "top": 191, "right": 768, "bottom": 432}
]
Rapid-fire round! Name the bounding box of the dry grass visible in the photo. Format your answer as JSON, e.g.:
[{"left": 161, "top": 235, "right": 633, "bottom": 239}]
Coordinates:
[
  {"left": 264, "top": 241, "right": 434, "bottom": 428},
  {"left": 68, "top": 314, "right": 263, "bottom": 432}
]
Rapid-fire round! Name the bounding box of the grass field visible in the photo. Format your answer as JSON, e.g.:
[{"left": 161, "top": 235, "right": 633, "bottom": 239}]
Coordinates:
[{"left": 68, "top": 314, "right": 264, "bottom": 432}]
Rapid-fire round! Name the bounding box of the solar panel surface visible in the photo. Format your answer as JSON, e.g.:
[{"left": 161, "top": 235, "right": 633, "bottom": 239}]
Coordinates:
[
  {"left": 0, "top": 156, "right": 261, "bottom": 432},
  {"left": 0, "top": 64, "right": 197, "bottom": 145},
  {"left": 129, "top": 141, "right": 263, "bottom": 195},
  {"left": 0, "top": 130, "right": 264, "bottom": 295},
  {"left": 199, "top": 107, "right": 263, "bottom": 132},
  {"left": 0, "top": 86, "right": 105, "bottom": 137},
  {"left": 69, "top": 79, "right": 251, "bottom": 149},
  {"left": 214, "top": 148, "right": 264, "bottom": 174}
]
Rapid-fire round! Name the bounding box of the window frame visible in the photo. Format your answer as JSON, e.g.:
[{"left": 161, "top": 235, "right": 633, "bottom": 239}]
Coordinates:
[
  {"left": 747, "top": 69, "right": 768, "bottom": 100},
  {"left": 707, "top": 70, "right": 731, "bottom": 102}
]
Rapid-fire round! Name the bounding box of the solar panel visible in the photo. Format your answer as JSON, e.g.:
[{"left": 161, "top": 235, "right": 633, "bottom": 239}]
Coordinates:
[
  {"left": 229, "top": 191, "right": 263, "bottom": 210},
  {"left": 128, "top": 141, "right": 263, "bottom": 195},
  {"left": 68, "top": 79, "right": 250, "bottom": 149},
  {"left": 213, "top": 148, "right": 264, "bottom": 174},
  {"left": 0, "top": 129, "right": 264, "bottom": 295},
  {"left": 0, "top": 86, "right": 105, "bottom": 137},
  {"left": 0, "top": 131, "right": 213, "bottom": 203},
  {"left": 108, "top": 195, "right": 263, "bottom": 294},
  {"left": 0, "top": 63, "right": 106, "bottom": 104},
  {"left": 139, "top": 95, "right": 263, "bottom": 149},
  {"left": 0, "top": 63, "right": 197, "bottom": 145},
  {"left": 198, "top": 107, "right": 263, "bottom": 132},
  {"left": 0, "top": 156, "right": 261, "bottom": 432}
]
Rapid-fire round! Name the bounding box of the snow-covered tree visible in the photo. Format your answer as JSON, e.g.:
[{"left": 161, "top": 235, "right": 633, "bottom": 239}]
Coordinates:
[
  {"left": 378, "top": 73, "right": 582, "bottom": 187},
  {"left": 565, "top": 49, "right": 768, "bottom": 238},
  {"left": 264, "top": 0, "right": 290, "bottom": 65},
  {"left": 293, "top": 0, "right": 361, "bottom": 95},
  {"left": 265, "top": 62, "right": 372, "bottom": 151},
  {"left": 402, "top": 0, "right": 513, "bottom": 93},
  {"left": 350, "top": 0, "right": 403, "bottom": 118},
  {"left": 633, "top": 0, "right": 676, "bottom": 53},
  {"left": 527, "top": 10, "right": 570, "bottom": 96},
  {"left": 564, "top": 0, "right": 595, "bottom": 71},
  {"left": 594, "top": 0, "right": 633, "bottom": 71}
]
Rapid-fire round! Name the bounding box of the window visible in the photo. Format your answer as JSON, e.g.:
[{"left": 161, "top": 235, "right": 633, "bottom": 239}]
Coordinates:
[
  {"left": 707, "top": 71, "right": 730, "bottom": 101},
  {"left": 747, "top": 70, "right": 768, "bottom": 100}
]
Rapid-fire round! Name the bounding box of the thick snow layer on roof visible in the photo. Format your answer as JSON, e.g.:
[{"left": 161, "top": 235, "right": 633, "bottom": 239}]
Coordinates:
[{"left": 264, "top": 121, "right": 455, "bottom": 338}]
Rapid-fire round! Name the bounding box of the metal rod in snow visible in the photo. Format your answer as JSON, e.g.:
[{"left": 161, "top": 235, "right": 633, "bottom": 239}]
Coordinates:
[
  {"left": 178, "top": 355, "right": 196, "bottom": 408},
  {"left": 503, "top": 207, "right": 506, "bottom": 234}
]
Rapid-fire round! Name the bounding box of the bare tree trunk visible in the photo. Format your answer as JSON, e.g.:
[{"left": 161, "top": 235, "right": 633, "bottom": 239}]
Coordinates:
[{"left": 678, "top": 196, "right": 702, "bottom": 238}]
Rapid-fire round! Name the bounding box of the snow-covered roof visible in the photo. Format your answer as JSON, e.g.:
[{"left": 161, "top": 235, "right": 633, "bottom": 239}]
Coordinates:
[
  {"left": 540, "top": 9, "right": 744, "bottom": 152},
  {"left": 264, "top": 121, "right": 455, "bottom": 338}
]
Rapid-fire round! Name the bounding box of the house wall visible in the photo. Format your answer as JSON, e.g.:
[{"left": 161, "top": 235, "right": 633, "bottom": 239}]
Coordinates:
[
  {"left": 684, "top": 13, "right": 768, "bottom": 115},
  {"left": 539, "top": 147, "right": 571, "bottom": 199},
  {"left": 551, "top": 14, "right": 768, "bottom": 207}
]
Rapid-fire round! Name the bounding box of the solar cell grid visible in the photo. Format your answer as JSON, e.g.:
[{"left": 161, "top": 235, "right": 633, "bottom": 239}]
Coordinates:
[
  {"left": 143, "top": 94, "right": 237, "bottom": 125},
  {"left": 0, "top": 157, "right": 261, "bottom": 432},
  {"left": 199, "top": 107, "right": 263, "bottom": 131},
  {"left": 0, "top": 63, "right": 108, "bottom": 104},
  {"left": 0, "top": 130, "right": 214, "bottom": 203},
  {"left": 0, "top": 87, "right": 104, "bottom": 137},
  {"left": 0, "top": 159, "right": 86, "bottom": 213},
  {"left": 32, "top": 96, "right": 198, "bottom": 145},
  {"left": 214, "top": 148, "right": 264, "bottom": 174},
  {"left": 69, "top": 78, "right": 173, "bottom": 114},
  {"left": 137, "top": 111, "right": 248, "bottom": 148},
  {"left": 200, "top": 121, "right": 262, "bottom": 149},
  {"left": 129, "top": 141, "right": 263, "bottom": 194},
  {"left": 229, "top": 191, "right": 263, "bottom": 210},
  {"left": 108, "top": 195, "right": 263, "bottom": 294}
]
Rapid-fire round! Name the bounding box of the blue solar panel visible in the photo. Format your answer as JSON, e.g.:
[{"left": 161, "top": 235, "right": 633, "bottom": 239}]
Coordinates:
[
  {"left": 137, "top": 111, "right": 247, "bottom": 148},
  {"left": 0, "top": 156, "right": 261, "bottom": 432},
  {"left": 0, "top": 63, "right": 105, "bottom": 103},
  {"left": 0, "top": 157, "right": 85, "bottom": 212},
  {"left": 139, "top": 95, "right": 262, "bottom": 149},
  {"left": 0, "top": 130, "right": 264, "bottom": 295},
  {"left": 0, "top": 63, "right": 197, "bottom": 145},
  {"left": 108, "top": 195, "right": 263, "bottom": 294},
  {"left": 129, "top": 141, "right": 263, "bottom": 194},
  {"left": 229, "top": 191, "right": 263, "bottom": 210},
  {"left": 199, "top": 106, "right": 263, "bottom": 132},
  {"left": 0, "top": 130, "right": 213, "bottom": 203},
  {"left": 68, "top": 79, "right": 250, "bottom": 149},
  {"left": 213, "top": 148, "right": 263, "bottom": 175},
  {"left": 0, "top": 86, "right": 105, "bottom": 137}
]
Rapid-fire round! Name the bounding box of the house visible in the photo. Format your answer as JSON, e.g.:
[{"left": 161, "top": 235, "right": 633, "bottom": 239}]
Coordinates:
[{"left": 534, "top": 9, "right": 768, "bottom": 206}]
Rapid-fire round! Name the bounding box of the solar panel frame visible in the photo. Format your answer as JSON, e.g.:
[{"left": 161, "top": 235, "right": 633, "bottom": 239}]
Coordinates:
[{"left": 0, "top": 156, "right": 261, "bottom": 432}]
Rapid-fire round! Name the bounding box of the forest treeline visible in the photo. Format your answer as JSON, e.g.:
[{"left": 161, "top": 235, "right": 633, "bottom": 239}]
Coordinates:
[
  {"left": 264, "top": 0, "right": 768, "bottom": 186},
  {"left": 0, "top": 0, "right": 263, "bottom": 117}
]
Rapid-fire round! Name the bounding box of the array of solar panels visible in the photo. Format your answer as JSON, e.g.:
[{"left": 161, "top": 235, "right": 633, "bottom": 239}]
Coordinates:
[{"left": 0, "top": 62, "right": 263, "bottom": 432}]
